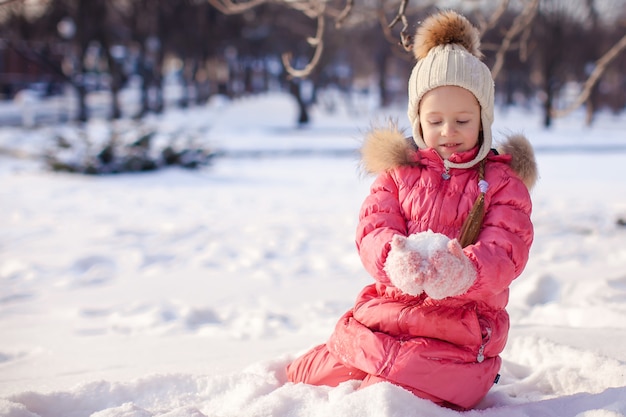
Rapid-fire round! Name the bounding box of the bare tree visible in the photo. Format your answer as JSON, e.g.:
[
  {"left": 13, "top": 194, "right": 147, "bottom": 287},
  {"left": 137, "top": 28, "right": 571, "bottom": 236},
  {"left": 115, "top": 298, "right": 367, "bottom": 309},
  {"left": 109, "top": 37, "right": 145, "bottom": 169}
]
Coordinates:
[
  {"left": 207, "top": 0, "right": 424, "bottom": 79},
  {"left": 552, "top": 33, "right": 626, "bottom": 120},
  {"left": 0, "top": 0, "right": 130, "bottom": 122},
  {"left": 117, "top": 0, "right": 166, "bottom": 118},
  {"left": 479, "top": 0, "right": 539, "bottom": 81},
  {"left": 80, "top": 0, "right": 127, "bottom": 120},
  {"left": 523, "top": 0, "right": 626, "bottom": 126},
  {"left": 3, "top": 0, "right": 625, "bottom": 126},
  {"left": 205, "top": 0, "right": 543, "bottom": 84},
  {"left": 207, "top": 0, "right": 626, "bottom": 120}
]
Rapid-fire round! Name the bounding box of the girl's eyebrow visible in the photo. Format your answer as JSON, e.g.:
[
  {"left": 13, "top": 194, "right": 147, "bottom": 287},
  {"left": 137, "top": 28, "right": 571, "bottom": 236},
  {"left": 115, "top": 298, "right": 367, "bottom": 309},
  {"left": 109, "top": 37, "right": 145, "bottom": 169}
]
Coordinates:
[{"left": 424, "top": 110, "right": 475, "bottom": 116}]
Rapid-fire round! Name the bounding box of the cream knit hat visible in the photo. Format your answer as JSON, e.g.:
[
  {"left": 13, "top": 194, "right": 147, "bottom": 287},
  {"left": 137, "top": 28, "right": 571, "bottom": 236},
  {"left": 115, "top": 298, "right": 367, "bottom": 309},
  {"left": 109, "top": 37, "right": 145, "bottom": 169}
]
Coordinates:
[{"left": 407, "top": 10, "right": 494, "bottom": 170}]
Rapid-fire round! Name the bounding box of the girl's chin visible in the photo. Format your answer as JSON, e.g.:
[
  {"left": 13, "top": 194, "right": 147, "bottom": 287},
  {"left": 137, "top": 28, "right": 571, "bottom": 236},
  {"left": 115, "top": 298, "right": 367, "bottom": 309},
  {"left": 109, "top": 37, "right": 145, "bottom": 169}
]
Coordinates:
[{"left": 438, "top": 149, "right": 457, "bottom": 159}]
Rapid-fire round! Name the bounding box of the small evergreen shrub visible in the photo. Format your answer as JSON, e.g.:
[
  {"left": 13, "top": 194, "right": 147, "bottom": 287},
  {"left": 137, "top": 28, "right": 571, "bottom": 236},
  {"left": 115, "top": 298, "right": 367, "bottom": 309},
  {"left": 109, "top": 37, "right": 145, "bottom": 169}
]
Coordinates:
[{"left": 45, "top": 123, "right": 215, "bottom": 174}]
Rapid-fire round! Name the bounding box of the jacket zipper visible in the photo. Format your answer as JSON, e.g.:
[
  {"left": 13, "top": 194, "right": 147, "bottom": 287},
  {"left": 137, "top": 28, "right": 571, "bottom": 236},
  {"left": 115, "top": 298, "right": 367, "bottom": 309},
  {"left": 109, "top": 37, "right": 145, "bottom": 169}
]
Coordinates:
[
  {"left": 442, "top": 166, "right": 451, "bottom": 180},
  {"left": 477, "top": 319, "right": 492, "bottom": 363},
  {"left": 431, "top": 164, "right": 451, "bottom": 224}
]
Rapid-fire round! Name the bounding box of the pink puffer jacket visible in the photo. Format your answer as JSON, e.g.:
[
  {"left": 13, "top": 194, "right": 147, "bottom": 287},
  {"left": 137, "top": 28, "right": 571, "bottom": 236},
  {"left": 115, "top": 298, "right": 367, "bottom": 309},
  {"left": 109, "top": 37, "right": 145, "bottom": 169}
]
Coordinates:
[{"left": 326, "top": 128, "right": 536, "bottom": 409}]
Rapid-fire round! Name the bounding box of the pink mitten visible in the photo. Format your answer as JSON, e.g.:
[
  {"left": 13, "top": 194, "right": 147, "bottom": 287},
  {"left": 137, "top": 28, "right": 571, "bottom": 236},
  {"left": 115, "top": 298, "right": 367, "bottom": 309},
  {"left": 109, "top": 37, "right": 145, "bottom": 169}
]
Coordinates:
[
  {"left": 383, "top": 234, "right": 427, "bottom": 296},
  {"left": 423, "top": 238, "right": 477, "bottom": 300}
]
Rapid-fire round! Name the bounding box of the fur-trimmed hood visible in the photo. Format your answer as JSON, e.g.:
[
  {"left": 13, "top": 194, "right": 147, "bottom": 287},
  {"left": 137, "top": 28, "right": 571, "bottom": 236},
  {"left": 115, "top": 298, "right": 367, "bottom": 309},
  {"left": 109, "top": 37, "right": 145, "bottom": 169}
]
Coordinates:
[{"left": 360, "top": 124, "right": 538, "bottom": 190}]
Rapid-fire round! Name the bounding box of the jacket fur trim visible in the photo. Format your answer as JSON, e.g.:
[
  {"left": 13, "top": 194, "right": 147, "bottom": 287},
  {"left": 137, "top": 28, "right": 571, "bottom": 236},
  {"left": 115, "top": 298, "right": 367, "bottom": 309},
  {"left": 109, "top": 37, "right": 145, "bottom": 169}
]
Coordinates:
[{"left": 360, "top": 123, "right": 538, "bottom": 190}]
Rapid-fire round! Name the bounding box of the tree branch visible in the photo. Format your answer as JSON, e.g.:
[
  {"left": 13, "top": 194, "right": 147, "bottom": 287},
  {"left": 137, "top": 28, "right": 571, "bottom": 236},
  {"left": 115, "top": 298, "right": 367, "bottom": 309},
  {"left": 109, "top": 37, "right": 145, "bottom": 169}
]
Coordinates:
[
  {"left": 206, "top": 0, "right": 269, "bottom": 15},
  {"left": 477, "top": 0, "right": 509, "bottom": 37},
  {"left": 335, "top": 0, "right": 353, "bottom": 28},
  {"left": 552, "top": 32, "right": 626, "bottom": 118},
  {"left": 377, "top": 6, "right": 412, "bottom": 60},
  {"left": 6, "top": 39, "right": 73, "bottom": 84},
  {"left": 0, "top": 0, "right": 23, "bottom": 6},
  {"left": 490, "top": 0, "right": 539, "bottom": 80},
  {"left": 387, "top": 0, "right": 411, "bottom": 51},
  {"left": 281, "top": 3, "right": 325, "bottom": 78}
]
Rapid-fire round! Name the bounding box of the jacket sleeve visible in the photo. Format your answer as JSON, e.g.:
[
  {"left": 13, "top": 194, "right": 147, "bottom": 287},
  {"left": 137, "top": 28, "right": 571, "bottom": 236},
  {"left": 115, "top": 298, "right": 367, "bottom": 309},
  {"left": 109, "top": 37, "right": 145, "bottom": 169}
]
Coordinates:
[
  {"left": 355, "top": 171, "right": 408, "bottom": 284},
  {"left": 463, "top": 167, "right": 534, "bottom": 300}
]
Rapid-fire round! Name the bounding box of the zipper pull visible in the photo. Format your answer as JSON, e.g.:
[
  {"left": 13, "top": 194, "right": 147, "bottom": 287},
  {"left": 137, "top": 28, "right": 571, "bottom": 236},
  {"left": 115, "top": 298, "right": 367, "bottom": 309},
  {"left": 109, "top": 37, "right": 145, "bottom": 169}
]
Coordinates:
[
  {"left": 477, "top": 323, "right": 491, "bottom": 363},
  {"left": 442, "top": 167, "right": 450, "bottom": 180},
  {"left": 477, "top": 344, "right": 485, "bottom": 363}
]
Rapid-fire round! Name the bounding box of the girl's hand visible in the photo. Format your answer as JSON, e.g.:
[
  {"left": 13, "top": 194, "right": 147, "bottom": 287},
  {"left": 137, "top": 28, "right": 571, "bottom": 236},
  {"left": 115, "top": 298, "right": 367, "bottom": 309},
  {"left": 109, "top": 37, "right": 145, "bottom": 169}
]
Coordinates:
[
  {"left": 384, "top": 232, "right": 477, "bottom": 299},
  {"left": 423, "top": 239, "right": 477, "bottom": 300},
  {"left": 384, "top": 234, "right": 428, "bottom": 296}
]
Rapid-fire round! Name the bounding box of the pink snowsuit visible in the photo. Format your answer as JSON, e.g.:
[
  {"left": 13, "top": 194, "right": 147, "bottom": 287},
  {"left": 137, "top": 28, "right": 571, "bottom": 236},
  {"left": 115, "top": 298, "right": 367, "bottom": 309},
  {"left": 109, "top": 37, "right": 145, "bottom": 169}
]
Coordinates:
[{"left": 287, "top": 130, "right": 535, "bottom": 410}]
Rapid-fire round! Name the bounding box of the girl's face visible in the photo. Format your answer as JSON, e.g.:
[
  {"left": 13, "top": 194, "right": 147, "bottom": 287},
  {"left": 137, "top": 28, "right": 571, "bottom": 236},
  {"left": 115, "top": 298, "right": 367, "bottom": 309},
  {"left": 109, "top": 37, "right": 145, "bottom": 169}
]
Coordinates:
[{"left": 418, "top": 85, "right": 481, "bottom": 161}]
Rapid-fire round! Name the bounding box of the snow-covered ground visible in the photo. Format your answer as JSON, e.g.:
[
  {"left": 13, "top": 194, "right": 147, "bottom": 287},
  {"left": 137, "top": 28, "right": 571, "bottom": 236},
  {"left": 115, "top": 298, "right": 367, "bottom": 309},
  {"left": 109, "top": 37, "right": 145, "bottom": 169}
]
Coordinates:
[{"left": 1, "top": 92, "right": 626, "bottom": 417}]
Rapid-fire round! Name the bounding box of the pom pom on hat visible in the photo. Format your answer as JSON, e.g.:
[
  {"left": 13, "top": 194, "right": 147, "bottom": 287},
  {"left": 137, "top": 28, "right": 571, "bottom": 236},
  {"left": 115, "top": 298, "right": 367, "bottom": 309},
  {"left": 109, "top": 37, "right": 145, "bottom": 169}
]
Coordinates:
[
  {"left": 407, "top": 10, "right": 495, "bottom": 170},
  {"left": 413, "top": 10, "right": 482, "bottom": 60}
]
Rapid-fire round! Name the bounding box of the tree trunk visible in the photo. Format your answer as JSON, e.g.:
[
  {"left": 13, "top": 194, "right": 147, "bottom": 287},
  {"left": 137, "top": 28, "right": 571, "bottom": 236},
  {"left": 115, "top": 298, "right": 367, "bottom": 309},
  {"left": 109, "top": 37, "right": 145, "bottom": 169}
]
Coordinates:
[
  {"left": 100, "top": 38, "right": 123, "bottom": 119},
  {"left": 377, "top": 50, "right": 390, "bottom": 108},
  {"left": 135, "top": 43, "right": 152, "bottom": 119},
  {"left": 76, "top": 40, "right": 90, "bottom": 123},
  {"left": 76, "top": 84, "right": 89, "bottom": 123},
  {"left": 289, "top": 79, "right": 309, "bottom": 126},
  {"left": 543, "top": 86, "right": 553, "bottom": 128},
  {"left": 584, "top": 83, "right": 599, "bottom": 126}
]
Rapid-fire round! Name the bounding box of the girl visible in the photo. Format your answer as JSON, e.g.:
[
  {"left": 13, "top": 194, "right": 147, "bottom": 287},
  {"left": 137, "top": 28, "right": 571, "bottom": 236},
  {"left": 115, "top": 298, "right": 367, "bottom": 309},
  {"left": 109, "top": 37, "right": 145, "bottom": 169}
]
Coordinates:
[{"left": 286, "top": 10, "right": 538, "bottom": 410}]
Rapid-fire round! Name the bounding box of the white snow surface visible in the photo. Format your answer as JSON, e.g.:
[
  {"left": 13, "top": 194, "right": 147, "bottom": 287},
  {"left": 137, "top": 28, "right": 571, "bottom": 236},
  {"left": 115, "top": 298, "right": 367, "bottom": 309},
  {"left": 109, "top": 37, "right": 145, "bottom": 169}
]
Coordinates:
[{"left": 1, "top": 92, "right": 626, "bottom": 416}]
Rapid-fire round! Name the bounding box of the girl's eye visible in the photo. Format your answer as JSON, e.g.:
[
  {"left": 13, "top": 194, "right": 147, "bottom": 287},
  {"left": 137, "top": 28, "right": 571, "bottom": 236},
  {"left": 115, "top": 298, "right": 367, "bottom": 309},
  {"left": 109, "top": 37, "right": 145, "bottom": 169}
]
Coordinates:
[
  {"left": 457, "top": 120, "right": 469, "bottom": 125},
  {"left": 428, "top": 120, "right": 442, "bottom": 125}
]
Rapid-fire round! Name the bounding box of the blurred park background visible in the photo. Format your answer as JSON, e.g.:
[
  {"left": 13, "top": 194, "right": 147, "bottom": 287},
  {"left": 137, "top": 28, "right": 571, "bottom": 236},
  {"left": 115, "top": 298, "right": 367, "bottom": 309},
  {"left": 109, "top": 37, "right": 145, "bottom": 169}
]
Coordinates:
[{"left": 0, "top": 0, "right": 625, "bottom": 130}]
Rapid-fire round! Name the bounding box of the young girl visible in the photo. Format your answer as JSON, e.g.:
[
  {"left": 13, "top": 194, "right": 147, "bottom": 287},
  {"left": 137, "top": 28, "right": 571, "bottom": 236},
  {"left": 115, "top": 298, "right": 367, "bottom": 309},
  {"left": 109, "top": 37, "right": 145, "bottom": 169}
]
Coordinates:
[{"left": 286, "top": 10, "right": 538, "bottom": 410}]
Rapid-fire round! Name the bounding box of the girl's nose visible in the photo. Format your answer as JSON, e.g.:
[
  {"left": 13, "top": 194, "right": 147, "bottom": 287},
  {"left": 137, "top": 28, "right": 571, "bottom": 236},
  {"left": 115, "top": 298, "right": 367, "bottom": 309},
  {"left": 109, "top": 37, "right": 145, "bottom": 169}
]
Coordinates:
[{"left": 442, "top": 123, "right": 454, "bottom": 137}]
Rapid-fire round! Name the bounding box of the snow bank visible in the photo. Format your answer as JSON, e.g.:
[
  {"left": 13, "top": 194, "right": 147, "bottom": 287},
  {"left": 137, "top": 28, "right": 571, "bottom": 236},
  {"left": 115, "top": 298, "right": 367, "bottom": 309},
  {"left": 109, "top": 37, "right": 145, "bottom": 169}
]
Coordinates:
[{"left": 1, "top": 93, "right": 626, "bottom": 416}]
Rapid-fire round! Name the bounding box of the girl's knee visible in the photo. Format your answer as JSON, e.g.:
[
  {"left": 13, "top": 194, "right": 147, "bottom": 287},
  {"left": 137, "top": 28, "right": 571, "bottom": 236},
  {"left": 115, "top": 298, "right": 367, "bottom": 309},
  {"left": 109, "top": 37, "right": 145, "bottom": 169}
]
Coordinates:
[{"left": 287, "top": 344, "right": 366, "bottom": 386}]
